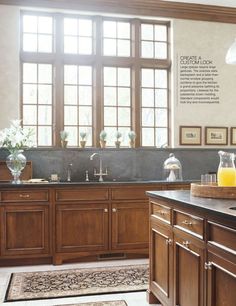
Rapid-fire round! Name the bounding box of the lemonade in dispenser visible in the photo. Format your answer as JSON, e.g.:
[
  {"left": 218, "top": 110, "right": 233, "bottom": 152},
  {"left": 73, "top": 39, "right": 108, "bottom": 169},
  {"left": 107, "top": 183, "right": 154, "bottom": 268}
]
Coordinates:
[{"left": 217, "top": 151, "right": 236, "bottom": 186}]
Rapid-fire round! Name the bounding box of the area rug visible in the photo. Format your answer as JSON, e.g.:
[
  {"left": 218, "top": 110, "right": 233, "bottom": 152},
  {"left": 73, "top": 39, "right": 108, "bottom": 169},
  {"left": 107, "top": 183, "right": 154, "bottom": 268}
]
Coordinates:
[
  {"left": 5, "top": 264, "right": 148, "bottom": 302},
  {"left": 55, "top": 301, "right": 127, "bottom": 306}
]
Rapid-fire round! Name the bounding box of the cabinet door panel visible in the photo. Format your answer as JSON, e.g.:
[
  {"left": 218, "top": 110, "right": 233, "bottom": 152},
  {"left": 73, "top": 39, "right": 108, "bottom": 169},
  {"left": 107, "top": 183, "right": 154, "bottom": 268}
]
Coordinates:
[
  {"left": 56, "top": 203, "right": 109, "bottom": 252},
  {"left": 174, "top": 235, "right": 205, "bottom": 306},
  {"left": 111, "top": 202, "right": 148, "bottom": 250},
  {"left": 207, "top": 251, "right": 236, "bottom": 306},
  {"left": 1, "top": 205, "right": 50, "bottom": 256},
  {"left": 149, "top": 219, "right": 173, "bottom": 305}
]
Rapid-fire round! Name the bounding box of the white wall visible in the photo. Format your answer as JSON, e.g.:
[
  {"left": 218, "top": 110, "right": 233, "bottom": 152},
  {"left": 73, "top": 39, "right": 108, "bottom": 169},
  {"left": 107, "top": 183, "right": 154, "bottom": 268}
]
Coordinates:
[
  {"left": 172, "top": 19, "right": 236, "bottom": 147},
  {"left": 0, "top": 5, "right": 20, "bottom": 129}
]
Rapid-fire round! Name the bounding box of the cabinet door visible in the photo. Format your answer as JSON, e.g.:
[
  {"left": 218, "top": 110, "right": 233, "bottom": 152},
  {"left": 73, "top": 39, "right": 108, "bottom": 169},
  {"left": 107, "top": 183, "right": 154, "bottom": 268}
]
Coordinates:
[
  {"left": 206, "top": 251, "right": 236, "bottom": 306},
  {"left": 149, "top": 218, "right": 173, "bottom": 306},
  {"left": 56, "top": 203, "right": 109, "bottom": 253},
  {"left": 111, "top": 202, "right": 149, "bottom": 250},
  {"left": 1, "top": 204, "right": 50, "bottom": 256},
  {"left": 174, "top": 233, "right": 205, "bottom": 306}
]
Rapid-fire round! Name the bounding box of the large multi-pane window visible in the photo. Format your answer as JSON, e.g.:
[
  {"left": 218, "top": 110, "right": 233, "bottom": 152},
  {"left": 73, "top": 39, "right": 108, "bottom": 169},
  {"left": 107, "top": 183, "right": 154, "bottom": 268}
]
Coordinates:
[{"left": 21, "top": 12, "right": 170, "bottom": 148}]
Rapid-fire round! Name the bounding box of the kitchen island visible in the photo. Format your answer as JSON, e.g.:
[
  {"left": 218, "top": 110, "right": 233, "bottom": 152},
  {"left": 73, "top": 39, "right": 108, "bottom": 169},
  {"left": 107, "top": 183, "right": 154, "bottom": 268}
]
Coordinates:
[{"left": 147, "top": 190, "right": 236, "bottom": 306}]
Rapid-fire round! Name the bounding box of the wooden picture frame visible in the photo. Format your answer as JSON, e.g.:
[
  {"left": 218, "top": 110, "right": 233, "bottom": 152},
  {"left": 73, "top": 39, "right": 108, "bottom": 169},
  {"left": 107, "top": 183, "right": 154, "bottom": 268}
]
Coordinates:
[
  {"left": 179, "top": 126, "right": 202, "bottom": 145},
  {"left": 205, "top": 127, "right": 228, "bottom": 145},
  {"left": 230, "top": 127, "right": 236, "bottom": 145}
]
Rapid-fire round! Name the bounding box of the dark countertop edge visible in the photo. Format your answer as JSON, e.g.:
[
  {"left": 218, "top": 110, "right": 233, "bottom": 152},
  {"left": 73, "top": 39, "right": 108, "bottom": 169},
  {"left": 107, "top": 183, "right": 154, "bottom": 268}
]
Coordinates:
[
  {"left": 146, "top": 190, "right": 236, "bottom": 220},
  {"left": 0, "top": 180, "right": 196, "bottom": 188}
]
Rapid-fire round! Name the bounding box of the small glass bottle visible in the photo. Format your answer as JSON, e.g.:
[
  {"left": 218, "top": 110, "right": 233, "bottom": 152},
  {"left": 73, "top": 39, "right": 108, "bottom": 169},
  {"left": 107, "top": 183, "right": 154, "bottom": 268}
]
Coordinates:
[
  {"left": 163, "top": 153, "right": 183, "bottom": 182},
  {"left": 217, "top": 151, "right": 236, "bottom": 186}
]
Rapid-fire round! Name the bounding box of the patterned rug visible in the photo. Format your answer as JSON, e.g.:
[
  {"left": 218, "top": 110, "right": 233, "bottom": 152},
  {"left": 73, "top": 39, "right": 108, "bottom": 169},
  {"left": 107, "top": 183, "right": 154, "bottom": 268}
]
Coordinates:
[
  {"left": 5, "top": 264, "right": 148, "bottom": 302},
  {"left": 55, "top": 301, "right": 127, "bottom": 306}
]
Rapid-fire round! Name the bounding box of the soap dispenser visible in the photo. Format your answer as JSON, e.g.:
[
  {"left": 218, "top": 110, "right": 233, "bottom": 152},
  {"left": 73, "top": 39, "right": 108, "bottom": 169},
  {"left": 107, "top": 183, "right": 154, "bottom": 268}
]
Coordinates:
[{"left": 163, "top": 153, "right": 183, "bottom": 181}]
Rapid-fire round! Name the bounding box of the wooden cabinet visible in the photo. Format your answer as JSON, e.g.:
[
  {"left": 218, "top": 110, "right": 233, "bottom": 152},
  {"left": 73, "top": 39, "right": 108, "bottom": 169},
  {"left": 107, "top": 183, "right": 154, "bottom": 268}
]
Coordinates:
[
  {"left": 0, "top": 182, "right": 190, "bottom": 265},
  {"left": 55, "top": 203, "right": 109, "bottom": 253},
  {"left": 206, "top": 221, "right": 236, "bottom": 306},
  {"left": 149, "top": 215, "right": 173, "bottom": 305},
  {"left": 148, "top": 195, "right": 236, "bottom": 306},
  {"left": 173, "top": 230, "right": 205, "bottom": 306},
  {"left": 111, "top": 202, "right": 149, "bottom": 251},
  {"left": 0, "top": 188, "right": 51, "bottom": 261}
]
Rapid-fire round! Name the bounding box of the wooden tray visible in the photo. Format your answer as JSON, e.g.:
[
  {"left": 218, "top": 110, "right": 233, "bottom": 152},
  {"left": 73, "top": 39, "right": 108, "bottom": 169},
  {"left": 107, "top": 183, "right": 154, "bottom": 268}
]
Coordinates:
[{"left": 191, "top": 183, "right": 236, "bottom": 199}]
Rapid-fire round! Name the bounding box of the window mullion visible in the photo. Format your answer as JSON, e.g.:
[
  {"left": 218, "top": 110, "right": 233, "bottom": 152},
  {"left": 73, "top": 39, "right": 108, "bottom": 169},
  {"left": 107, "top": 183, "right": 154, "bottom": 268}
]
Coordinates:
[
  {"left": 54, "top": 13, "right": 64, "bottom": 147},
  {"left": 94, "top": 16, "right": 103, "bottom": 147},
  {"left": 132, "top": 18, "right": 141, "bottom": 148}
]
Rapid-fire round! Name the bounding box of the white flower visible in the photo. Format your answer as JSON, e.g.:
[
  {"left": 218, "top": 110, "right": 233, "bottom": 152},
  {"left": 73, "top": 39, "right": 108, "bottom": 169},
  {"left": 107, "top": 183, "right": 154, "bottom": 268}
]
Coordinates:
[{"left": 0, "top": 120, "right": 34, "bottom": 153}]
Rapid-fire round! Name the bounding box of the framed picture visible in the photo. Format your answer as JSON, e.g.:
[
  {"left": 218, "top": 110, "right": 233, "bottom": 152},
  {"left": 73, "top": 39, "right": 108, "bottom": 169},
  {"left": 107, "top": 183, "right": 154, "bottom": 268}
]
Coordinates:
[
  {"left": 205, "top": 127, "right": 228, "bottom": 145},
  {"left": 179, "top": 126, "right": 202, "bottom": 145},
  {"left": 230, "top": 127, "right": 236, "bottom": 145}
]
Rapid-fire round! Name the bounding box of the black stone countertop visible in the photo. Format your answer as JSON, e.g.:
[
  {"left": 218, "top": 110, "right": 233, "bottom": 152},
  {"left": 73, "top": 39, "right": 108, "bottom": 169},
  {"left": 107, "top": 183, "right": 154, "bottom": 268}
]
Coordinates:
[
  {"left": 147, "top": 190, "right": 236, "bottom": 220},
  {"left": 0, "top": 180, "right": 195, "bottom": 188}
]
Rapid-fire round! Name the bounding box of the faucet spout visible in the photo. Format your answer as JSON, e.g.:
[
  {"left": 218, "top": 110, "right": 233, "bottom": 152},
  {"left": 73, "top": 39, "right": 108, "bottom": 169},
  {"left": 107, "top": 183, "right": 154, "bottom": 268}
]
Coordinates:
[{"left": 90, "top": 152, "right": 108, "bottom": 182}]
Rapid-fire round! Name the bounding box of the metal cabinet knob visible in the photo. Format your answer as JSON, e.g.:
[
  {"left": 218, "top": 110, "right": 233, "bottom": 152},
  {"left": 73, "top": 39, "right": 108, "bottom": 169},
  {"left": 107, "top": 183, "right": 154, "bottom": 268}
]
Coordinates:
[
  {"left": 104, "top": 208, "right": 108, "bottom": 213},
  {"left": 182, "top": 220, "right": 192, "bottom": 226},
  {"left": 204, "top": 262, "right": 212, "bottom": 270},
  {"left": 112, "top": 208, "right": 117, "bottom": 212}
]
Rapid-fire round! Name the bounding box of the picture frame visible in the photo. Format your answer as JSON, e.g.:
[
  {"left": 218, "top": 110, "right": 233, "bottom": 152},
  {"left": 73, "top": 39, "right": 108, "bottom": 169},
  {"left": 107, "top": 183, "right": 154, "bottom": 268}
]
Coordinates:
[
  {"left": 205, "top": 127, "right": 228, "bottom": 145},
  {"left": 179, "top": 126, "right": 202, "bottom": 145},
  {"left": 230, "top": 127, "right": 236, "bottom": 145}
]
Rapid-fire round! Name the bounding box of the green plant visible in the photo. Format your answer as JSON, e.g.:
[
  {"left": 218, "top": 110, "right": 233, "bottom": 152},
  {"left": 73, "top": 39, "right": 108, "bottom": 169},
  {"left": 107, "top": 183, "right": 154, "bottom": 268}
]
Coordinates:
[
  {"left": 80, "top": 131, "right": 87, "bottom": 140},
  {"left": 115, "top": 131, "right": 122, "bottom": 141},
  {"left": 100, "top": 130, "right": 107, "bottom": 141},
  {"left": 128, "top": 130, "right": 136, "bottom": 141},
  {"left": 60, "top": 130, "right": 69, "bottom": 141}
]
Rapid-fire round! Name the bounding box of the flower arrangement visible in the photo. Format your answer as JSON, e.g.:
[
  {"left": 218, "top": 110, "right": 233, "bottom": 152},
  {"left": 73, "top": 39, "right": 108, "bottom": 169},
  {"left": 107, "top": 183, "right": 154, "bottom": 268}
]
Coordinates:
[
  {"left": 128, "top": 130, "right": 136, "bottom": 141},
  {"left": 100, "top": 130, "right": 107, "bottom": 141},
  {"left": 115, "top": 131, "right": 122, "bottom": 141},
  {"left": 114, "top": 131, "right": 122, "bottom": 148},
  {"left": 128, "top": 130, "right": 136, "bottom": 148},
  {"left": 80, "top": 131, "right": 87, "bottom": 140},
  {"left": 60, "top": 130, "right": 69, "bottom": 141},
  {"left": 80, "top": 131, "right": 87, "bottom": 148},
  {"left": 99, "top": 130, "right": 107, "bottom": 148},
  {"left": 0, "top": 119, "right": 34, "bottom": 154}
]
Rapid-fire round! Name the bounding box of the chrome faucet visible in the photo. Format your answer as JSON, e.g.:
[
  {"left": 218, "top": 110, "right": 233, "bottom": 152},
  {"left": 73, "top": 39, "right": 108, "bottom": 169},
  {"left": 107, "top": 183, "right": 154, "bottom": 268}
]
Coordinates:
[
  {"left": 90, "top": 153, "right": 108, "bottom": 182},
  {"left": 67, "top": 163, "right": 73, "bottom": 182}
]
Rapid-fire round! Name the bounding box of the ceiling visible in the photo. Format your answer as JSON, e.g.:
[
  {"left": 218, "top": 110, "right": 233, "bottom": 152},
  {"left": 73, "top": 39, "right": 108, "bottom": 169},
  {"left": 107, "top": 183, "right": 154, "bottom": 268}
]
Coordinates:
[{"left": 163, "top": 0, "right": 236, "bottom": 8}]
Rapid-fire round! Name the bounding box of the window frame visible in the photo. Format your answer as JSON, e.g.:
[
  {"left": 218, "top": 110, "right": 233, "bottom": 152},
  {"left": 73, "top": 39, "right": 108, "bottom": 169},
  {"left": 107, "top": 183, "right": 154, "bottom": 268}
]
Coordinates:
[{"left": 20, "top": 10, "right": 171, "bottom": 148}]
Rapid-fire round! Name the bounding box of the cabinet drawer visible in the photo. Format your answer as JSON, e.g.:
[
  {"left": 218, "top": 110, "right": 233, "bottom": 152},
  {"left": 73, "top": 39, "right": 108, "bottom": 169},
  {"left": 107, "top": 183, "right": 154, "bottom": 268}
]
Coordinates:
[
  {"left": 55, "top": 188, "right": 109, "bottom": 202},
  {"left": 174, "top": 210, "right": 204, "bottom": 239},
  {"left": 208, "top": 221, "right": 236, "bottom": 255},
  {"left": 151, "top": 201, "right": 171, "bottom": 224},
  {"left": 0, "top": 189, "right": 49, "bottom": 202},
  {"left": 112, "top": 185, "right": 161, "bottom": 200}
]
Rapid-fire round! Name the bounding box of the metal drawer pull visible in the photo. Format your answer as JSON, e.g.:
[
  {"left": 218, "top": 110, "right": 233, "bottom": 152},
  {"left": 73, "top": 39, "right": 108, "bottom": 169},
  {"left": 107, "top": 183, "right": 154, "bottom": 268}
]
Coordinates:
[
  {"left": 182, "top": 241, "right": 190, "bottom": 247},
  {"left": 104, "top": 208, "right": 108, "bottom": 213},
  {"left": 19, "top": 194, "right": 30, "bottom": 198},
  {"left": 204, "top": 262, "right": 212, "bottom": 270},
  {"left": 182, "top": 220, "right": 192, "bottom": 226},
  {"left": 158, "top": 210, "right": 166, "bottom": 215},
  {"left": 112, "top": 208, "right": 117, "bottom": 212},
  {"left": 166, "top": 239, "right": 172, "bottom": 245}
]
